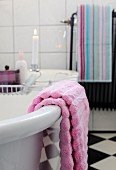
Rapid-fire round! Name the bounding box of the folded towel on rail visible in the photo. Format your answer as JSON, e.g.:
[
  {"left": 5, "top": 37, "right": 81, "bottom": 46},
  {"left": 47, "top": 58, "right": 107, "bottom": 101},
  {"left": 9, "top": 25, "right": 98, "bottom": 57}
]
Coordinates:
[
  {"left": 28, "top": 80, "right": 90, "bottom": 170},
  {"left": 77, "top": 4, "right": 112, "bottom": 82},
  {"left": 77, "top": 4, "right": 94, "bottom": 80}
]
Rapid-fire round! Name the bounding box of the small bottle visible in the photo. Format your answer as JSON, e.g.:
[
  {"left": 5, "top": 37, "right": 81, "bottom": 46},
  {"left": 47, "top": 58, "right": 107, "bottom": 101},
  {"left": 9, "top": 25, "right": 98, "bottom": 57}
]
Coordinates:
[{"left": 15, "top": 51, "right": 28, "bottom": 84}]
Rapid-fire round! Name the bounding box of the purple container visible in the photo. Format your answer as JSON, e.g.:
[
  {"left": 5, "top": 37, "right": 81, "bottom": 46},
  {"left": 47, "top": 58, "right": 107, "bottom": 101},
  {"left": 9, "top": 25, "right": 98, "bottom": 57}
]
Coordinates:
[{"left": 0, "top": 69, "right": 20, "bottom": 93}]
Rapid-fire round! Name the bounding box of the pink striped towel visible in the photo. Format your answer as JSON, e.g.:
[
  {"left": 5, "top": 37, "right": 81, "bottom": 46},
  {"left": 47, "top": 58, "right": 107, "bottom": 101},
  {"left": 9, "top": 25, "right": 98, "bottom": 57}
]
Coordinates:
[{"left": 28, "top": 80, "right": 90, "bottom": 170}]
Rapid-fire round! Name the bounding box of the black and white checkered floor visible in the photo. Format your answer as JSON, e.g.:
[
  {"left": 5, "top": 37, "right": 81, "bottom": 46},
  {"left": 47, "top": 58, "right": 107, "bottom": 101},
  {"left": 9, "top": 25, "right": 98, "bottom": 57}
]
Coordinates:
[
  {"left": 88, "top": 133, "right": 116, "bottom": 170},
  {"left": 39, "top": 130, "right": 116, "bottom": 170}
]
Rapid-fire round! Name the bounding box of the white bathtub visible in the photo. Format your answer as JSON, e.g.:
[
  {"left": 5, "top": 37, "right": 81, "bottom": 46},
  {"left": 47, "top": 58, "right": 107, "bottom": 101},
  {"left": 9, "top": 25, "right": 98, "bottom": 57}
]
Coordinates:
[
  {"left": 0, "top": 69, "right": 78, "bottom": 170},
  {"left": 0, "top": 94, "right": 61, "bottom": 170}
]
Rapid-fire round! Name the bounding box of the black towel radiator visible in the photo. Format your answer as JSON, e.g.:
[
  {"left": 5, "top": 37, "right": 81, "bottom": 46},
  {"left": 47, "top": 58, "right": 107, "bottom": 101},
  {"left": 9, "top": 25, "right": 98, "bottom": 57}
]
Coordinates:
[{"left": 69, "top": 10, "right": 116, "bottom": 110}]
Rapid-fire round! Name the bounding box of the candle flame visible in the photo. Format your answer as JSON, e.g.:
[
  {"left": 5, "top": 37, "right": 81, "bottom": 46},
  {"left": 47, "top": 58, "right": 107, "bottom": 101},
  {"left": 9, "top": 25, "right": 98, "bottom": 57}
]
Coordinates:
[{"left": 34, "top": 29, "right": 37, "bottom": 35}]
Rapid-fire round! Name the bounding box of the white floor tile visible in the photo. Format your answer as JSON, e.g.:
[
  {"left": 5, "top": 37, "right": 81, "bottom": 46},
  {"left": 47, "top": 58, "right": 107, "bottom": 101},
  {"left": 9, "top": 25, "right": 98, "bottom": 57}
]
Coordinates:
[
  {"left": 91, "top": 156, "right": 116, "bottom": 170},
  {"left": 91, "top": 133, "right": 116, "bottom": 139},
  {"left": 89, "top": 140, "right": 116, "bottom": 155},
  {"left": 49, "top": 156, "right": 60, "bottom": 170}
]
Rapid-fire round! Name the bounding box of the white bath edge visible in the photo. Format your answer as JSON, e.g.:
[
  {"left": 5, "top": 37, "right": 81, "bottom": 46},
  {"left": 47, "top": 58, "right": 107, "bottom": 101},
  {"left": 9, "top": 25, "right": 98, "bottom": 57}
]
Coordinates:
[{"left": 0, "top": 105, "right": 61, "bottom": 145}]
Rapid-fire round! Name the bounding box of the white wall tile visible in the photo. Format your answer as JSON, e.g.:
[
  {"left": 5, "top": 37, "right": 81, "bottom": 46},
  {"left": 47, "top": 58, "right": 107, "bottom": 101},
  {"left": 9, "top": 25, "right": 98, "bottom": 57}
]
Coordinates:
[
  {"left": 14, "top": 27, "right": 39, "bottom": 53},
  {"left": 66, "top": 0, "right": 93, "bottom": 19},
  {"left": 66, "top": 25, "right": 77, "bottom": 53},
  {"left": 0, "top": 0, "right": 13, "bottom": 26},
  {"left": 14, "top": 0, "right": 39, "bottom": 26},
  {"left": 40, "top": 0, "right": 65, "bottom": 25},
  {"left": 40, "top": 26, "right": 66, "bottom": 52},
  {"left": 66, "top": 26, "right": 70, "bottom": 53},
  {"left": 66, "top": 52, "right": 69, "bottom": 69},
  {"left": 111, "top": 0, "right": 116, "bottom": 8},
  {"left": 66, "top": 53, "right": 77, "bottom": 70},
  {"left": 66, "top": 0, "right": 78, "bottom": 19},
  {"left": 93, "top": 0, "right": 116, "bottom": 6},
  {"left": 0, "top": 54, "right": 14, "bottom": 70},
  {"left": 0, "top": 27, "right": 13, "bottom": 52},
  {"left": 41, "top": 53, "right": 66, "bottom": 69}
]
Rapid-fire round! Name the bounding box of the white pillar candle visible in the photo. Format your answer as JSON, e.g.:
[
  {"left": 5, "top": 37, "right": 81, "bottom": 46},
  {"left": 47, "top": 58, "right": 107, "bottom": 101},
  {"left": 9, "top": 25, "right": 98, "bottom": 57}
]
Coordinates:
[{"left": 32, "top": 29, "right": 38, "bottom": 66}]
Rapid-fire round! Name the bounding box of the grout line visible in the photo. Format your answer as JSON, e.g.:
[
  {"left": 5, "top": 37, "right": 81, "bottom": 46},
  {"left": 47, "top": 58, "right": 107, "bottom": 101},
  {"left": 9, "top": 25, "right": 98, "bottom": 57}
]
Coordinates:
[
  {"left": 5, "top": 24, "right": 65, "bottom": 27},
  {"left": 0, "top": 51, "right": 74, "bottom": 53},
  {"left": 0, "top": 25, "right": 65, "bottom": 28},
  {"left": 0, "top": 52, "right": 68, "bottom": 54},
  {"left": 0, "top": 26, "right": 13, "bottom": 28}
]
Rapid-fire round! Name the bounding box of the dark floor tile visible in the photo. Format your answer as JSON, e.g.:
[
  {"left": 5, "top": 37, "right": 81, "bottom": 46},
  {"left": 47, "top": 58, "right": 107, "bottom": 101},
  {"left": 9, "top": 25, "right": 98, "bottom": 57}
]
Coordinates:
[
  {"left": 88, "top": 134, "right": 105, "bottom": 146},
  {"left": 88, "top": 148, "right": 109, "bottom": 165},
  {"left": 45, "top": 144, "right": 59, "bottom": 159},
  {"left": 39, "top": 161, "right": 53, "bottom": 170},
  {"left": 109, "top": 136, "right": 116, "bottom": 142},
  {"left": 49, "top": 131, "right": 59, "bottom": 142},
  {"left": 88, "top": 166, "right": 98, "bottom": 170},
  {"left": 113, "top": 154, "right": 116, "bottom": 157}
]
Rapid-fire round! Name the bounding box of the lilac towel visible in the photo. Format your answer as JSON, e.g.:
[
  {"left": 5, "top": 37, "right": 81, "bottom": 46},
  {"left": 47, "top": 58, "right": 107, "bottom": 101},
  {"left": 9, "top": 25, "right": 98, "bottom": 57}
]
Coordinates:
[{"left": 28, "top": 80, "right": 90, "bottom": 170}]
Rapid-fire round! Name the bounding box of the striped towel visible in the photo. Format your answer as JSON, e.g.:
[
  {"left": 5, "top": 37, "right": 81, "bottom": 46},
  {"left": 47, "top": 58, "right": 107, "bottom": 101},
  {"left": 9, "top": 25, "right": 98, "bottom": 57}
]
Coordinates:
[
  {"left": 94, "top": 5, "right": 99, "bottom": 80},
  {"left": 77, "top": 4, "right": 112, "bottom": 82}
]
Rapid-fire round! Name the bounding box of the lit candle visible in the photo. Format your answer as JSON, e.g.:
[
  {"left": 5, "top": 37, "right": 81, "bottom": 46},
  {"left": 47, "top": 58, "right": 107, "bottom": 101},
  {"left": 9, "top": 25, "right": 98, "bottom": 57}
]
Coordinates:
[{"left": 32, "top": 29, "right": 39, "bottom": 68}]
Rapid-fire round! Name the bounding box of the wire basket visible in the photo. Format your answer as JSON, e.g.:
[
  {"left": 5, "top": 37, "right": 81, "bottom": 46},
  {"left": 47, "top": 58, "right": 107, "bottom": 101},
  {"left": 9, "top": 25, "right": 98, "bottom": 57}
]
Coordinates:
[{"left": 0, "top": 84, "right": 31, "bottom": 95}]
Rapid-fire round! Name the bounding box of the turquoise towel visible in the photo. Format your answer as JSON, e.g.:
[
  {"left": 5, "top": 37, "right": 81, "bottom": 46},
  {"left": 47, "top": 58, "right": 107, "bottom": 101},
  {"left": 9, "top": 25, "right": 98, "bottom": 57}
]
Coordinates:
[
  {"left": 94, "top": 5, "right": 99, "bottom": 80},
  {"left": 85, "top": 5, "right": 94, "bottom": 80}
]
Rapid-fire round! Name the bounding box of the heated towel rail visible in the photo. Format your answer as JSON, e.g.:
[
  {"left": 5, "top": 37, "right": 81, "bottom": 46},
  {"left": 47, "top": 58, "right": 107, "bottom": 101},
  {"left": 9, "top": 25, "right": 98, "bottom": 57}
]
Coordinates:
[{"left": 69, "top": 10, "right": 116, "bottom": 110}]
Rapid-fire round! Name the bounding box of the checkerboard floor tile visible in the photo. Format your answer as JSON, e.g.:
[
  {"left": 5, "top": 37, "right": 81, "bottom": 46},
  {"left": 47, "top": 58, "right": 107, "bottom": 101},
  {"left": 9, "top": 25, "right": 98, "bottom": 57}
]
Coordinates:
[{"left": 88, "top": 133, "right": 116, "bottom": 170}]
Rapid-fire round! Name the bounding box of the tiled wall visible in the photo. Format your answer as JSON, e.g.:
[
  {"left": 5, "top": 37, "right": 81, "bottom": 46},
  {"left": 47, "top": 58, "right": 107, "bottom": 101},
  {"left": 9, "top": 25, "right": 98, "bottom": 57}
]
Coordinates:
[{"left": 0, "top": 0, "right": 116, "bottom": 70}]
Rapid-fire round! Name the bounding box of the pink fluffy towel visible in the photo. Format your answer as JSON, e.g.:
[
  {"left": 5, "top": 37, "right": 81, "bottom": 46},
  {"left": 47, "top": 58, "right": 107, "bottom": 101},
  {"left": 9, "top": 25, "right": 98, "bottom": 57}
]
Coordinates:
[{"left": 28, "top": 80, "right": 90, "bottom": 170}]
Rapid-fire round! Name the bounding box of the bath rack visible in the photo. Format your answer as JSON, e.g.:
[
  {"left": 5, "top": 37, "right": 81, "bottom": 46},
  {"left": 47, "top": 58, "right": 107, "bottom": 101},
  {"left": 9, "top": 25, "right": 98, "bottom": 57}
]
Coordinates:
[
  {"left": 0, "top": 73, "right": 40, "bottom": 95},
  {"left": 0, "top": 84, "right": 32, "bottom": 95}
]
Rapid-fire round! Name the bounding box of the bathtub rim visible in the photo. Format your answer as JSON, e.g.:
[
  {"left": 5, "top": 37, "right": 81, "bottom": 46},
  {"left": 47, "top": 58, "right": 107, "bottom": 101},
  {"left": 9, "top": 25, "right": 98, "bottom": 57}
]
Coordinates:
[{"left": 0, "top": 105, "right": 61, "bottom": 145}]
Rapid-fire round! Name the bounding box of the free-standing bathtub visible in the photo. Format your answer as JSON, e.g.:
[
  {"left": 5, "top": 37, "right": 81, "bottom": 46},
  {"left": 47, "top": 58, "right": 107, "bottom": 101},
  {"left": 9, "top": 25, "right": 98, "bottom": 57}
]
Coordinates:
[
  {"left": 0, "top": 93, "right": 61, "bottom": 170},
  {"left": 0, "top": 69, "right": 78, "bottom": 170}
]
